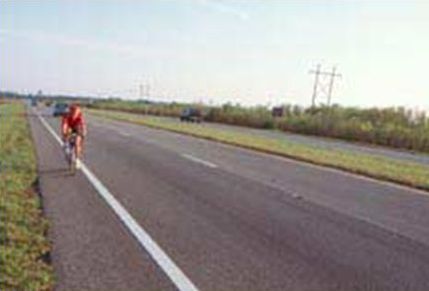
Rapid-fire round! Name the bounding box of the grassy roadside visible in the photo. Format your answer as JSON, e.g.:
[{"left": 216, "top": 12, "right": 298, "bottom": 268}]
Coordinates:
[
  {"left": 89, "top": 108, "right": 429, "bottom": 191},
  {"left": 0, "top": 101, "right": 54, "bottom": 290}
]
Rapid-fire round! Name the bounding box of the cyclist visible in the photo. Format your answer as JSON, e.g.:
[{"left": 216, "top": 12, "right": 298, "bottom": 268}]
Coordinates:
[{"left": 61, "top": 103, "right": 87, "bottom": 169}]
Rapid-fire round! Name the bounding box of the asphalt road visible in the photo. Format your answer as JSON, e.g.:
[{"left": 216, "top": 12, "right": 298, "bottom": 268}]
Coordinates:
[
  {"left": 30, "top": 106, "right": 429, "bottom": 290},
  {"left": 139, "top": 114, "right": 429, "bottom": 166}
]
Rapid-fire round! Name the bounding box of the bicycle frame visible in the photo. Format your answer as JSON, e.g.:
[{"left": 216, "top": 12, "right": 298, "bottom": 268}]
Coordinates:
[{"left": 65, "top": 133, "right": 78, "bottom": 174}]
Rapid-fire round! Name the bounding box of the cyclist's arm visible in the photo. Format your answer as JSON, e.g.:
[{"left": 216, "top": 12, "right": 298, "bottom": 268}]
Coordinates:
[
  {"left": 80, "top": 117, "right": 87, "bottom": 138},
  {"left": 61, "top": 116, "right": 70, "bottom": 141}
]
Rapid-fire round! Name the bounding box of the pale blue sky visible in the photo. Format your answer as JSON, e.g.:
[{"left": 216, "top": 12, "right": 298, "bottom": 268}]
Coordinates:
[{"left": 1, "top": 1, "right": 428, "bottom": 108}]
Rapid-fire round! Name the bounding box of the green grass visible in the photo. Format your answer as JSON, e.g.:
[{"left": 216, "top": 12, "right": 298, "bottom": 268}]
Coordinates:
[
  {"left": 0, "top": 101, "right": 54, "bottom": 290},
  {"left": 89, "top": 108, "right": 429, "bottom": 191}
]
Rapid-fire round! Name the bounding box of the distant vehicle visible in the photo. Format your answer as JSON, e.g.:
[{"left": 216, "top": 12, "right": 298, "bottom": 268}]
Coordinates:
[
  {"left": 272, "top": 106, "right": 284, "bottom": 118},
  {"left": 31, "top": 99, "right": 38, "bottom": 107},
  {"left": 53, "top": 103, "right": 69, "bottom": 117},
  {"left": 180, "top": 108, "right": 202, "bottom": 123}
]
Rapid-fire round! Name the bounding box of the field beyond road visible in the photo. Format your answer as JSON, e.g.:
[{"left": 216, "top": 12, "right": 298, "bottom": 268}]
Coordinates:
[
  {"left": 89, "top": 108, "right": 429, "bottom": 191},
  {"left": 0, "top": 101, "right": 53, "bottom": 290}
]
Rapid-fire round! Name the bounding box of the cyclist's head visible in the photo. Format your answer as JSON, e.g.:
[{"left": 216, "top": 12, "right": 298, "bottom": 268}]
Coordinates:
[{"left": 69, "top": 103, "right": 81, "bottom": 117}]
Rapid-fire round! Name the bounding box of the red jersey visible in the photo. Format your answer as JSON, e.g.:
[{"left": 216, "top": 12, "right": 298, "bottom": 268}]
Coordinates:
[{"left": 62, "top": 113, "right": 85, "bottom": 131}]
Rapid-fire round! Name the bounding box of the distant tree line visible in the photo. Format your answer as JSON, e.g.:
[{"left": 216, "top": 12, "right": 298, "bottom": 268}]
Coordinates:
[{"left": 0, "top": 91, "right": 96, "bottom": 104}]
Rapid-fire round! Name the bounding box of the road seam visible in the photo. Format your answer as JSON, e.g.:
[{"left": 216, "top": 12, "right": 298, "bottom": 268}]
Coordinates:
[
  {"left": 35, "top": 111, "right": 200, "bottom": 291},
  {"left": 90, "top": 114, "right": 429, "bottom": 196},
  {"left": 181, "top": 154, "right": 218, "bottom": 168},
  {"left": 89, "top": 120, "right": 132, "bottom": 137},
  {"left": 90, "top": 112, "right": 429, "bottom": 194}
]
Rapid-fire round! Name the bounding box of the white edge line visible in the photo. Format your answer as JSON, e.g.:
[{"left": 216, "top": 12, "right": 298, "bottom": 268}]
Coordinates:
[
  {"left": 182, "top": 154, "right": 218, "bottom": 168},
  {"left": 35, "top": 111, "right": 199, "bottom": 291}
]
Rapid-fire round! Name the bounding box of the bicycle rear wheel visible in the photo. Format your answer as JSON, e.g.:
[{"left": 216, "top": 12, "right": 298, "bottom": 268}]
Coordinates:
[{"left": 69, "top": 146, "right": 76, "bottom": 174}]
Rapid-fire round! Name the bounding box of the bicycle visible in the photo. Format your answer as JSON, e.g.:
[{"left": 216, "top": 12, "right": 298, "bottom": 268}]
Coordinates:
[{"left": 64, "top": 132, "right": 78, "bottom": 174}]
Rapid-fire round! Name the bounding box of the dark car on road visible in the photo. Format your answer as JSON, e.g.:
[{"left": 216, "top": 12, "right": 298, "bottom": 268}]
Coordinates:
[
  {"left": 180, "top": 108, "right": 202, "bottom": 123},
  {"left": 53, "top": 103, "right": 69, "bottom": 117}
]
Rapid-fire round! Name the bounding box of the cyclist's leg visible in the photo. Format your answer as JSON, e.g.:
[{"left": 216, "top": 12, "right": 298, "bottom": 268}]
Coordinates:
[
  {"left": 75, "top": 135, "right": 82, "bottom": 159},
  {"left": 63, "top": 134, "right": 71, "bottom": 156}
]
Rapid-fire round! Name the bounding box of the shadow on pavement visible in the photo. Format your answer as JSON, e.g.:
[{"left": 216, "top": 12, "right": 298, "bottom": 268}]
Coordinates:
[{"left": 39, "top": 168, "right": 75, "bottom": 178}]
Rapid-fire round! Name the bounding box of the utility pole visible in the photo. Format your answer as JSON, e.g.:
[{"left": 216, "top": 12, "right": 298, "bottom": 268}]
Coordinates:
[
  {"left": 309, "top": 65, "right": 341, "bottom": 107},
  {"left": 310, "top": 64, "right": 321, "bottom": 107},
  {"left": 139, "top": 81, "right": 151, "bottom": 99},
  {"left": 327, "top": 66, "right": 339, "bottom": 106},
  {"left": 139, "top": 84, "right": 144, "bottom": 99},
  {"left": 146, "top": 83, "right": 151, "bottom": 99}
]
